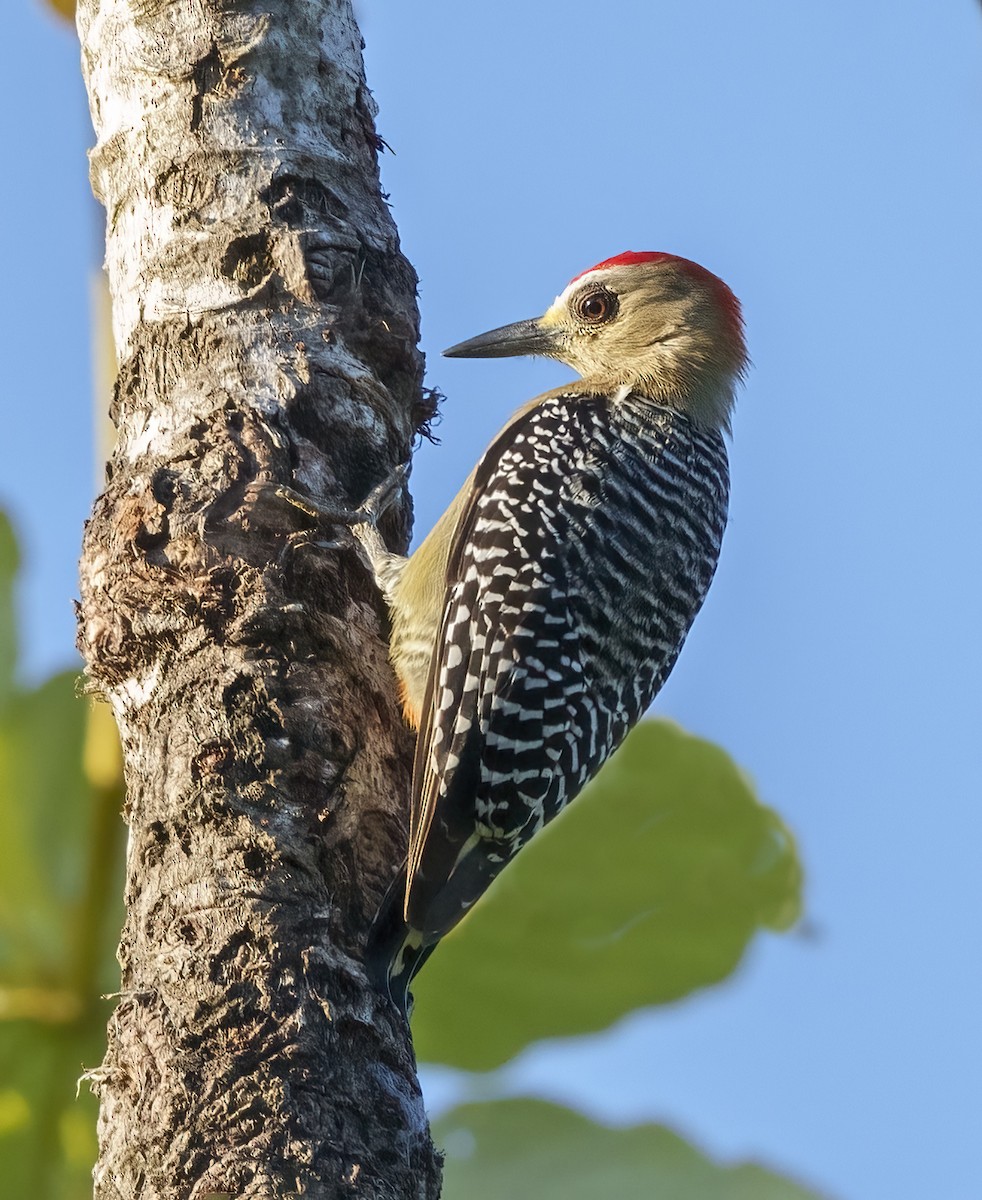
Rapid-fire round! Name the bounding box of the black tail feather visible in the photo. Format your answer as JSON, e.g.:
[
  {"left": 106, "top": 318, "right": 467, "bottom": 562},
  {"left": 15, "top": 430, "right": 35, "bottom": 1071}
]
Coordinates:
[{"left": 366, "top": 865, "right": 436, "bottom": 1018}]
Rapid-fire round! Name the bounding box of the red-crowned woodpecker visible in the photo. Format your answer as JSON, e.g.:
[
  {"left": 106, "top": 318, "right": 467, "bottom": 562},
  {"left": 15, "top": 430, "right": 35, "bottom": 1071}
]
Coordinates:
[{"left": 359, "top": 252, "right": 747, "bottom": 1013}]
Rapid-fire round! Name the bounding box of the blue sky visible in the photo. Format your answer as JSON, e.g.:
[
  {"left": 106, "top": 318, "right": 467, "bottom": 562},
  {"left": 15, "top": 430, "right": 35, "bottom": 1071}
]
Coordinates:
[{"left": 2, "top": 3, "right": 981, "bottom": 1197}]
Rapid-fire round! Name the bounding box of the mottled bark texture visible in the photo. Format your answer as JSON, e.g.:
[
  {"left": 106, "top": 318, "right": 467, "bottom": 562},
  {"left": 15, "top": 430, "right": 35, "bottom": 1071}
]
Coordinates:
[{"left": 76, "top": 1, "right": 441, "bottom": 1196}]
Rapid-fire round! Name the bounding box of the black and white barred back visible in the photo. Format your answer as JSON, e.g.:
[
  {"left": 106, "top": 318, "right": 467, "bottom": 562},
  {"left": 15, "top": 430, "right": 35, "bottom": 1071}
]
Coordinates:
[{"left": 401, "top": 387, "right": 729, "bottom": 949}]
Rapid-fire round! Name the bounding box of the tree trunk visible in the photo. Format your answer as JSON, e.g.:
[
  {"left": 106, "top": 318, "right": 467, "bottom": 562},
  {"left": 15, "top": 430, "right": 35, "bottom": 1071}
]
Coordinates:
[{"left": 75, "top": 1, "right": 441, "bottom": 1196}]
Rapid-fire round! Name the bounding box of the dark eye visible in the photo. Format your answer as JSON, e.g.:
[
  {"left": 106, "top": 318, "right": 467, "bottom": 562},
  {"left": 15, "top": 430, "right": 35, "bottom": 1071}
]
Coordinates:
[{"left": 572, "top": 286, "right": 618, "bottom": 326}]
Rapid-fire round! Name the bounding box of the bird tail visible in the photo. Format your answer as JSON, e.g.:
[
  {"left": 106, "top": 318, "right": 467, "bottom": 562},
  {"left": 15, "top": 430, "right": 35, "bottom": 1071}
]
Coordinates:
[{"left": 365, "top": 866, "right": 437, "bottom": 1018}]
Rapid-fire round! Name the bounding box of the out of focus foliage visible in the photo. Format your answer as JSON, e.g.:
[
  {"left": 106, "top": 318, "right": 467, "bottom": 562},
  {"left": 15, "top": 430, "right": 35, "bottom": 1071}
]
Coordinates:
[
  {"left": 436, "top": 1100, "right": 826, "bottom": 1200},
  {"left": 0, "top": 513, "right": 124, "bottom": 1197},
  {"left": 413, "top": 686, "right": 813, "bottom": 1196},
  {"left": 413, "top": 719, "right": 801, "bottom": 1070}
]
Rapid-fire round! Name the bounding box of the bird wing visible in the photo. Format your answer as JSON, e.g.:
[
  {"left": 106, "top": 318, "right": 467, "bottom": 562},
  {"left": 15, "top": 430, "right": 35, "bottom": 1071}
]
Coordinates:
[
  {"left": 404, "top": 393, "right": 607, "bottom": 936},
  {"left": 403, "top": 401, "right": 542, "bottom": 918}
]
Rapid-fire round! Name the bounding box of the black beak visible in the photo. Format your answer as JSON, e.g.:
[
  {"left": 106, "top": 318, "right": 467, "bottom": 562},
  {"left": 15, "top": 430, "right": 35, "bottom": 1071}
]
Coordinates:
[{"left": 443, "top": 317, "right": 563, "bottom": 360}]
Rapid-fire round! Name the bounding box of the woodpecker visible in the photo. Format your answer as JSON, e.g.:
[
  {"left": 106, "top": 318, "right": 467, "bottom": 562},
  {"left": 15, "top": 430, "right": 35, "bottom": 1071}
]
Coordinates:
[{"left": 359, "top": 251, "right": 747, "bottom": 1013}]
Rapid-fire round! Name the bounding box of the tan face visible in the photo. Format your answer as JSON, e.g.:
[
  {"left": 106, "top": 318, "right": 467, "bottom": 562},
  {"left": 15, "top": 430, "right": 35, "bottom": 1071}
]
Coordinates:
[
  {"left": 541, "top": 260, "right": 745, "bottom": 394},
  {"left": 444, "top": 253, "right": 746, "bottom": 430}
]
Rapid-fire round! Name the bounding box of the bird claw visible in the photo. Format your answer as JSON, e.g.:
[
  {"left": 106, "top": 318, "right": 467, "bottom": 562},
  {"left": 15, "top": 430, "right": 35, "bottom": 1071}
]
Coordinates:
[
  {"left": 355, "top": 462, "right": 410, "bottom": 530},
  {"left": 244, "top": 481, "right": 355, "bottom": 570},
  {"left": 247, "top": 481, "right": 355, "bottom": 528},
  {"left": 283, "top": 529, "right": 348, "bottom": 553}
]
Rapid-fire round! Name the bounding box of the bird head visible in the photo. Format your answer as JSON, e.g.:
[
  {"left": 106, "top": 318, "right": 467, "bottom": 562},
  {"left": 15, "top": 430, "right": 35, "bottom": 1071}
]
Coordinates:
[{"left": 443, "top": 251, "right": 747, "bottom": 430}]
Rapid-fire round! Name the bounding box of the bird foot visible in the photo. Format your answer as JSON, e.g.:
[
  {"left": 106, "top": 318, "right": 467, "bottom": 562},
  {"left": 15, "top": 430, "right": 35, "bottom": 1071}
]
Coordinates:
[
  {"left": 245, "top": 466, "right": 409, "bottom": 570},
  {"left": 246, "top": 481, "right": 349, "bottom": 527},
  {"left": 353, "top": 462, "right": 410, "bottom": 531},
  {"left": 247, "top": 463, "right": 408, "bottom": 533}
]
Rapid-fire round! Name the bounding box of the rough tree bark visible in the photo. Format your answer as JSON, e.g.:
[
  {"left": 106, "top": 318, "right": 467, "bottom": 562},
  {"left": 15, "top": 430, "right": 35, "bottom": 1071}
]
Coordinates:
[{"left": 76, "top": 1, "right": 441, "bottom": 1196}]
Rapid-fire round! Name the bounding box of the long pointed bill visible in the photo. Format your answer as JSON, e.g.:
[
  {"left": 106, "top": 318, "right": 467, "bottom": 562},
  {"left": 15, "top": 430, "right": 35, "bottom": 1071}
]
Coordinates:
[{"left": 443, "top": 316, "right": 564, "bottom": 359}]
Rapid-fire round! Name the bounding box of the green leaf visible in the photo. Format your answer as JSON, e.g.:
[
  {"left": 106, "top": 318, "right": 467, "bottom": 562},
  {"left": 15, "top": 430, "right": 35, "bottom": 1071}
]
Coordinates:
[
  {"left": 0, "top": 513, "right": 19, "bottom": 711},
  {"left": 0, "top": 1018, "right": 103, "bottom": 1199},
  {"left": 0, "top": 671, "right": 123, "bottom": 1195},
  {"left": 435, "top": 1099, "right": 829, "bottom": 1200},
  {"left": 0, "top": 672, "right": 91, "bottom": 978},
  {"left": 412, "top": 720, "right": 801, "bottom": 1070}
]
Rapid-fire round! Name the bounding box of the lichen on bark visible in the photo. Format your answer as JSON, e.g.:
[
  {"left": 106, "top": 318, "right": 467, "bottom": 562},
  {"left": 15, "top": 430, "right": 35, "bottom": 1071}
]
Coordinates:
[{"left": 76, "top": 1, "right": 440, "bottom": 1195}]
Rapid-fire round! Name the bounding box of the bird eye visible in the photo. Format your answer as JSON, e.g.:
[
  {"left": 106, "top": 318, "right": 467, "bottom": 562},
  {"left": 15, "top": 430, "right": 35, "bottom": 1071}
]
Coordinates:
[{"left": 572, "top": 286, "right": 617, "bottom": 326}]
